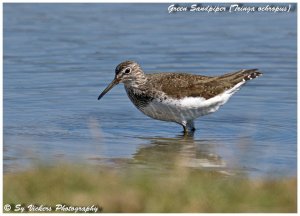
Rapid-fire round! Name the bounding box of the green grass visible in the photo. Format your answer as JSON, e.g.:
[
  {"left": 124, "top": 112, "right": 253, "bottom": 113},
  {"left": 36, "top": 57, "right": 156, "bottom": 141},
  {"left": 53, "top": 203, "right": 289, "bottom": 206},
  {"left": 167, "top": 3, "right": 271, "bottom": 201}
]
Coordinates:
[{"left": 3, "top": 164, "right": 297, "bottom": 213}]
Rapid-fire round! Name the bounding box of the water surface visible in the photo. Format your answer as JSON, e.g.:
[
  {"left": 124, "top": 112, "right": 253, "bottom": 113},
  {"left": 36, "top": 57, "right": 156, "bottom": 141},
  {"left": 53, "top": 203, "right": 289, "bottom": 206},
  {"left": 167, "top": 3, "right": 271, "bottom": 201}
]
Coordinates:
[{"left": 4, "top": 3, "right": 297, "bottom": 178}]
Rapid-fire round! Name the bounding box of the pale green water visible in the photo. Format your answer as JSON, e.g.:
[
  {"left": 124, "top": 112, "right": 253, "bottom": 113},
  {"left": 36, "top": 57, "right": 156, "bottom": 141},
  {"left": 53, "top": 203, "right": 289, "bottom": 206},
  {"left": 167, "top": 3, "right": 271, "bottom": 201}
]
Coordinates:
[{"left": 4, "top": 3, "right": 297, "bottom": 177}]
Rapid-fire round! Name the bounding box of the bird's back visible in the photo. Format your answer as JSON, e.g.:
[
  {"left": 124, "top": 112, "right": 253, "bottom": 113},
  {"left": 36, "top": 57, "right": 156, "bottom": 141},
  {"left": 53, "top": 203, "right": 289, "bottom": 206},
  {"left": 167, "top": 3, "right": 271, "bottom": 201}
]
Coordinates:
[{"left": 146, "top": 69, "right": 262, "bottom": 100}]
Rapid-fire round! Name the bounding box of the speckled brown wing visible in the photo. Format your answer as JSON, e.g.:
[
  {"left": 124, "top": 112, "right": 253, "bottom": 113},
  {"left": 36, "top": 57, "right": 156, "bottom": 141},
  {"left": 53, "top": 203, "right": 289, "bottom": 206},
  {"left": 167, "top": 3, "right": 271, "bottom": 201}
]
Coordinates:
[{"left": 147, "top": 69, "right": 262, "bottom": 100}]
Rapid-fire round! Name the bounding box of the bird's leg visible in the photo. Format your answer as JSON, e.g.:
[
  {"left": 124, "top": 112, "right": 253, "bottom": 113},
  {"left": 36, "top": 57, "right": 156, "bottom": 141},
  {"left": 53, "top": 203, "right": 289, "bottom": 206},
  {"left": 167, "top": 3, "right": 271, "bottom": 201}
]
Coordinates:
[
  {"left": 182, "top": 120, "right": 196, "bottom": 135},
  {"left": 183, "top": 125, "right": 188, "bottom": 134},
  {"left": 187, "top": 120, "right": 196, "bottom": 132}
]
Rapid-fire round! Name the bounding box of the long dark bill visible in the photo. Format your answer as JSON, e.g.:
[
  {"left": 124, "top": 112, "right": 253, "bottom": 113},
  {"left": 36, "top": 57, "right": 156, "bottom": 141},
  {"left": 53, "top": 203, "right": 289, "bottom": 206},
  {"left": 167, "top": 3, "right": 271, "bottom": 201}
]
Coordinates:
[{"left": 98, "top": 79, "right": 119, "bottom": 100}]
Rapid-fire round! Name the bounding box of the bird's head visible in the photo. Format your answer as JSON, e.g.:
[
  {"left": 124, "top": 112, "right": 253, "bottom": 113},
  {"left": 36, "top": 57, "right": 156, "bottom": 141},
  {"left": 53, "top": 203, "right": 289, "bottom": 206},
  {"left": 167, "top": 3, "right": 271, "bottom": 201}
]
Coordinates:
[{"left": 98, "top": 61, "right": 144, "bottom": 100}]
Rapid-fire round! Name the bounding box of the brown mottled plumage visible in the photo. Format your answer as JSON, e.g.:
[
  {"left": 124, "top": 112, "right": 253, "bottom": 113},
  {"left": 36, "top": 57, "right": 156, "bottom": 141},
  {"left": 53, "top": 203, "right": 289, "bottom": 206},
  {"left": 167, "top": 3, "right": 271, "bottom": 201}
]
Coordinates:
[
  {"left": 98, "top": 61, "right": 262, "bottom": 134},
  {"left": 146, "top": 69, "right": 261, "bottom": 100}
]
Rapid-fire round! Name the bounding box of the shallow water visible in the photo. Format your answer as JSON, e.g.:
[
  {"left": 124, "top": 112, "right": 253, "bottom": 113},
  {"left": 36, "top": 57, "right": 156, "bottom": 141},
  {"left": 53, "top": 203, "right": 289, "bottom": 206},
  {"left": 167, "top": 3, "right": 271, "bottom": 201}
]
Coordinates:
[{"left": 4, "top": 3, "right": 297, "bottom": 178}]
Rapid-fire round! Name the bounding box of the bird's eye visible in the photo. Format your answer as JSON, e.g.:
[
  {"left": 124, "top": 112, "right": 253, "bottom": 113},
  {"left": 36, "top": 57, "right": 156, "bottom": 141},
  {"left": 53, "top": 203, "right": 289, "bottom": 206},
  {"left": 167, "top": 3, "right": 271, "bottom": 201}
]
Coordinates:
[{"left": 124, "top": 68, "right": 131, "bottom": 74}]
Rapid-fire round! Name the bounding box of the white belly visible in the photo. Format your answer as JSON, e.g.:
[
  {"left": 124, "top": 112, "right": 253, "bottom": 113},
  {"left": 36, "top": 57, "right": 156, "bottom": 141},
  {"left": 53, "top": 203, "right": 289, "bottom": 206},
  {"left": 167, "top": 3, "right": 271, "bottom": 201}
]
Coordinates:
[{"left": 138, "top": 82, "right": 244, "bottom": 124}]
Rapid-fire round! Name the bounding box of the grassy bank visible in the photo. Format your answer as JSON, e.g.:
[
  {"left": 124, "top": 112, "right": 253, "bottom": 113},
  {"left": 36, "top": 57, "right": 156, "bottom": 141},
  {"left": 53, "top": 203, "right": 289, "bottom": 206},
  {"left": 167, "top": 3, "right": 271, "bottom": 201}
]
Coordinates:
[{"left": 3, "top": 164, "right": 297, "bottom": 213}]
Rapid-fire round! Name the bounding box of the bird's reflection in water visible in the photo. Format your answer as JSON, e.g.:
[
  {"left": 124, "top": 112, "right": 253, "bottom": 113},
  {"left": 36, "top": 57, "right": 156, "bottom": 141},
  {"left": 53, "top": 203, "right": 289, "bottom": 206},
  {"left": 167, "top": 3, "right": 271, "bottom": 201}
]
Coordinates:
[{"left": 131, "top": 134, "right": 231, "bottom": 175}]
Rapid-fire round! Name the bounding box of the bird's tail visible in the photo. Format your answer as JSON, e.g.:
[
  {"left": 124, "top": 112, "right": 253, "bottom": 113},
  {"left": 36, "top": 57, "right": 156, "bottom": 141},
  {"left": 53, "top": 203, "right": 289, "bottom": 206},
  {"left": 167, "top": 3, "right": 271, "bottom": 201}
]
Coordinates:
[{"left": 220, "top": 69, "right": 262, "bottom": 85}]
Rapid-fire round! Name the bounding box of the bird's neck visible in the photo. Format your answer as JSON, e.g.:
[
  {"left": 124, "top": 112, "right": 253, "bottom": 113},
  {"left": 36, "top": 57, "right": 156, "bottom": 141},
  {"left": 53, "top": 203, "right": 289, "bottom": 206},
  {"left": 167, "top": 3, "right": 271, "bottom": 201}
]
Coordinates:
[{"left": 124, "top": 72, "right": 148, "bottom": 89}]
